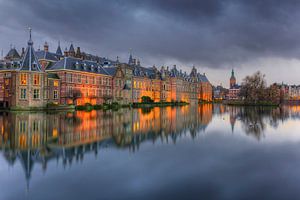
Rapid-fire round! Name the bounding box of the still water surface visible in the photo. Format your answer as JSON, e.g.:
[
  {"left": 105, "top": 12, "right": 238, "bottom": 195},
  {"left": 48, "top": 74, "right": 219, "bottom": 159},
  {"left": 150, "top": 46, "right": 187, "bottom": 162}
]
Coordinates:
[{"left": 1, "top": 104, "right": 300, "bottom": 200}]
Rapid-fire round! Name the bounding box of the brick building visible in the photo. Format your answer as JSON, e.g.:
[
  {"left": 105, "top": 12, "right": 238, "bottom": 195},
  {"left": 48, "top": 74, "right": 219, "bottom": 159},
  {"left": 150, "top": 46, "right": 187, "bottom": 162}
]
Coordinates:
[{"left": 0, "top": 31, "right": 213, "bottom": 109}]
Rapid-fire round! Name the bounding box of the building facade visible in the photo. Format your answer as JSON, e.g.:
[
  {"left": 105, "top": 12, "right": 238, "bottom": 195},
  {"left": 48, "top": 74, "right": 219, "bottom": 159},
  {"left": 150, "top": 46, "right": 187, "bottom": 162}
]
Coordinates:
[{"left": 0, "top": 32, "right": 213, "bottom": 109}]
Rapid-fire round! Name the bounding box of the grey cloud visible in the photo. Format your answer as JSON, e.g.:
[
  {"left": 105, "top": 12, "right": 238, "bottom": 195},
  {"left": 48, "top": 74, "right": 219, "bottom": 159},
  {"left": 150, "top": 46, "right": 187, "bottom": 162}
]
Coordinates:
[{"left": 1, "top": 0, "right": 300, "bottom": 69}]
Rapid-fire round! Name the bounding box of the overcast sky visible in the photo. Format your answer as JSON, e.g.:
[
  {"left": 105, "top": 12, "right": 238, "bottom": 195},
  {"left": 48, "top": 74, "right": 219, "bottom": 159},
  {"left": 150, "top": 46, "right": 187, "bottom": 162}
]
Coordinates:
[{"left": 1, "top": 0, "right": 300, "bottom": 87}]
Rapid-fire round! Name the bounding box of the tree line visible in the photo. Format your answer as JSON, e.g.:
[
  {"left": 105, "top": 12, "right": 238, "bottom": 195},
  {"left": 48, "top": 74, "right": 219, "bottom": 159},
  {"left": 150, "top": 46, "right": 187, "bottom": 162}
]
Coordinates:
[{"left": 239, "top": 71, "right": 281, "bottom": 105}]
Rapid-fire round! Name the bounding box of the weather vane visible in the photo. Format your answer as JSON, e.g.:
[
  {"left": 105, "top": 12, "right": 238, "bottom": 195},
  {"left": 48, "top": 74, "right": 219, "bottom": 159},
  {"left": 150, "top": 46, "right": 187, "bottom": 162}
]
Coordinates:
[{"left": 28, "top": 27, "right": 32, "bottom": 40}]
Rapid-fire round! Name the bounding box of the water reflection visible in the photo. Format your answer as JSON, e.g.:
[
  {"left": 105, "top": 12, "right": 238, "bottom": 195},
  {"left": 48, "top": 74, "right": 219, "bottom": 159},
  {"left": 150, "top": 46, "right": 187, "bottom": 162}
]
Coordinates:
[
  {"left": 227, "top": 106, "right": 294, "bottom": 140},
  {"left": 0, "top": 104, "right": 299, "bottom": 190}
]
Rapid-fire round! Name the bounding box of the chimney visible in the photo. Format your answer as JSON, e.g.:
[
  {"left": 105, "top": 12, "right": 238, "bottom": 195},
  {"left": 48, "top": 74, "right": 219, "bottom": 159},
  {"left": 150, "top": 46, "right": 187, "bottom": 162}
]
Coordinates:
[
  {"left": 64, "top": 48, "right": 69, "bottom": 57},
  {"left": 76, "top": 47, "right": 81, "bottom": 58},
  {"left": 44, "top": 42, "right": 49, "bottom": 52},
  {"left": 21, "top": 47, "right": 25, "bottom": 57}
]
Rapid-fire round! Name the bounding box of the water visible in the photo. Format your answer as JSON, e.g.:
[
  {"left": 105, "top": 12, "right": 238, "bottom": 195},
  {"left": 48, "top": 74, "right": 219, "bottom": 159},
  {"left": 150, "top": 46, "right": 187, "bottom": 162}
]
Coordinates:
[{"left": 1, "top": 104, "right": 300, "bottom": 200}]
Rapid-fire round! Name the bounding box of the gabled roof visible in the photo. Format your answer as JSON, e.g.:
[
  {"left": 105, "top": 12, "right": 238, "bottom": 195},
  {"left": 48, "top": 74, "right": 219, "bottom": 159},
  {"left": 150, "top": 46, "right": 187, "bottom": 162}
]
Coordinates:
[
  {"left": 19, "top": 34, "right": 42, "bottom": 72},
  {"left": 197, "top": 73, "right": 209, "bottom": 83},
  {"left": 56, "top": 43, "right": 62, "bottom": 56},
  {"left": 47, "top": 57, "right": 111, "bottom": 75},
  {"left": 104, "top": 67, "right": 117, "bottom": 76},
  {"left": 69, "top": 44, "right": 75, "bottom": 53},
  {"left": 132, "top": 65, "right": 156, "bottom": 79},
  {"left": 35, "top": 50, "right": 61, "bottom": 61},
  {"left": 6, "top": 48, "right": 21, "bottom": 60}
]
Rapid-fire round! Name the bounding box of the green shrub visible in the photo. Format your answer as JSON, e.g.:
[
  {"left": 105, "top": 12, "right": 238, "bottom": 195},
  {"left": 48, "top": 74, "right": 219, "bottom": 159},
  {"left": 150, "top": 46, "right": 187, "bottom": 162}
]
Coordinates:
[
  {"left": 141, "top": 96, "right": 154, "bottom": 103},
  {"left": 93, "top": 105, "right": 102, "bottom": 110}
]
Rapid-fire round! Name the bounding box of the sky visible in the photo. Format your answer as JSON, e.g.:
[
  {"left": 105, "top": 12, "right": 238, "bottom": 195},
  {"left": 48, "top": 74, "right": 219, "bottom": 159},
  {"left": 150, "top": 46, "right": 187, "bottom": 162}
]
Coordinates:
[{"left": 1, "top": 0, "right": 300, "bottom": 87}]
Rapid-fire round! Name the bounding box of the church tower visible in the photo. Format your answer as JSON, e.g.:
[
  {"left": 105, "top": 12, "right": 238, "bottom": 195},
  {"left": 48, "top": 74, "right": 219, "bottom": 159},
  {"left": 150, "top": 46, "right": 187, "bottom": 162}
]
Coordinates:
[{"left": 230, "top": 69, "right": 236, "bottom": 89}]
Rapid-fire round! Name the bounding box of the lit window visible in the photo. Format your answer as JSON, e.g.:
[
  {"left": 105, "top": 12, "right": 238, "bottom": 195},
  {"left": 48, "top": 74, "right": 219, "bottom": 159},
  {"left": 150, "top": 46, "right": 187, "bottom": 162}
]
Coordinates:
[
  {"left": 20, "top": 88, "right": 26, "bottom": 99},
  {"left": 33, "top": 89, "right": 40, "bottom": 99},
  {"left": 20, "top": 74, "right": 27, "bottom": 85},
  {"left": 53, "top": 80, "right": 59, "bottom": 87},
  {"left": 86, "top": 76, "right": 88, "bottom": 84},
  {"left": 53, "top": 90, "right": 58, "bottom": 99},
  {"left": 33, "top": 74, "right": 40, "bottom": 85}
]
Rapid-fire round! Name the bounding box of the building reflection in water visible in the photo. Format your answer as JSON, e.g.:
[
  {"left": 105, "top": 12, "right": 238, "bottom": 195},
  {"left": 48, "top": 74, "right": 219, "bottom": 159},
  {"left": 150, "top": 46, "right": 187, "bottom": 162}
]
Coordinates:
[
  {"left": 0, "top": 105, "right": 213, "bottom": 188},
  {"left": 226, "top": 105, "right": 294, "bottom": 140},
  {"left": 0, "top": 104, "right": 298, "bottom": 188}
]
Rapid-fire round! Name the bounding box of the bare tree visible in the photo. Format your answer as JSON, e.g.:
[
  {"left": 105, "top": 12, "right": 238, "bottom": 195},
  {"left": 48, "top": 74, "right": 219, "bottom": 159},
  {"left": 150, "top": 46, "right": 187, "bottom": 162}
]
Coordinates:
[
  {"left": 239, "top": 71, "right": 267, "bottom": 103},
  {"left": 239, "top": 72, "right": 280, "bottom": 104}
]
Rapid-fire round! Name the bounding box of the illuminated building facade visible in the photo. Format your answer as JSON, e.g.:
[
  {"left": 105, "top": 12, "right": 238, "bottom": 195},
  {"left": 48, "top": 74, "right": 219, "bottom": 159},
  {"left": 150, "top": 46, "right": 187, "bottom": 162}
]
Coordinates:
[{"left": 0, "top": 32, "right": 213, "bottom": 109}]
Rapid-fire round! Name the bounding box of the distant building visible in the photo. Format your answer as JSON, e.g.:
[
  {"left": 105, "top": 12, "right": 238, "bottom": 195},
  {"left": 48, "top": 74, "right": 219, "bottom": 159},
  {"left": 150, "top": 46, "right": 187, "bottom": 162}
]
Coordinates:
[
  {"left": 213, "top": 85, "right": 228, "bottom": 100},
  {"left": 228, "top": 69, "right": 241, "bottom": 100},
  {"left": 274, "top": 83, "right": 300, "bottom": 103}
]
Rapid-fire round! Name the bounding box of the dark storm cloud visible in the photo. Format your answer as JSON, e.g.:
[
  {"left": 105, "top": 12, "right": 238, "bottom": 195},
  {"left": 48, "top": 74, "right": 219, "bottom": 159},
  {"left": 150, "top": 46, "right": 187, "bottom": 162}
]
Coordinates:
[{"left": 1, "top": 0, "right": 300, "bottom": 68}]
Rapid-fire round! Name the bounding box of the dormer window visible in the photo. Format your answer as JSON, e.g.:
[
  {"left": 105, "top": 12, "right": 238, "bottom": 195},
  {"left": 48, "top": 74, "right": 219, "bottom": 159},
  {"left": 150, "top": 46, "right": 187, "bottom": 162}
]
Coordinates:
[
  {"left": 75, "top": 62, "right": 80, "bottom": 70},
  {"left": 32, "top": 61, "right": 37, "bottom": 70}
]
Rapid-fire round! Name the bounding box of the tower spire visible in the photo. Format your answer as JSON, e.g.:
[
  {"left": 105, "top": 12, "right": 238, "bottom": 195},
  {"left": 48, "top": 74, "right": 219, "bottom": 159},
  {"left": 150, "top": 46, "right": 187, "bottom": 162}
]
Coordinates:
[
  {"left": 56, "top": 40, "right": 62, "bottom": 55},
  {"left": 28, "top": 27, "right": 33, "bottom": 45},
  {"left": 128, "top": 48, "right": 134, "bottom": 65},
  {"left": 19, "top": 28, "right": 41, "bottom": 71}
]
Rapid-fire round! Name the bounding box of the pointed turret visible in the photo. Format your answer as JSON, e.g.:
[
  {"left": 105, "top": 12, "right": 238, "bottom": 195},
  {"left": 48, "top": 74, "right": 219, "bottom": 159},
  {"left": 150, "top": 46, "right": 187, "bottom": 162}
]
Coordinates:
[
  {"left": 190, "top": 66, "right": 197, "bottom": 77},
  {"left": 76, "top": 47, "right": 81, "bottom": 58},
  {"left": 56, "top": 41, "right": 62, "bottom": 55},
  {"left": 128, "top": 53, "right": 134, "bottom": 65},
  {"left": 18, "top": 149, "right": 34, "bottom": 192},
  {"left": 19, "top": 28, "right": 42, "bottom": 71},
  {"left": 69, "top": 43, "right": 75, "bottom": 57}
]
